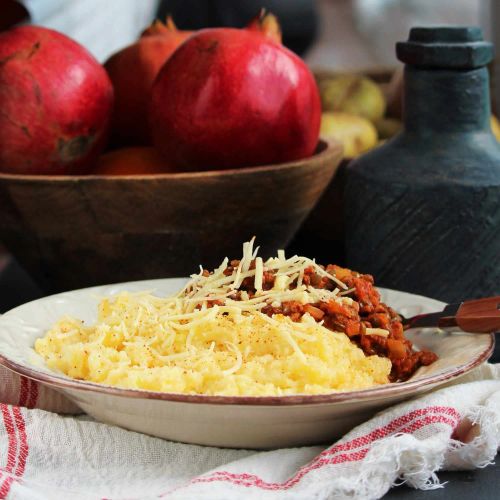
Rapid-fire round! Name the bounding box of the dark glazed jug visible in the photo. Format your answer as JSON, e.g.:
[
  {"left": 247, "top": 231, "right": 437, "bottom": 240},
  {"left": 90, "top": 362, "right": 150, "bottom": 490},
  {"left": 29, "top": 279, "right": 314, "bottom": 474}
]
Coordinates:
[{"left": 344, "top": 27, "right": 500, "bottom": 303}]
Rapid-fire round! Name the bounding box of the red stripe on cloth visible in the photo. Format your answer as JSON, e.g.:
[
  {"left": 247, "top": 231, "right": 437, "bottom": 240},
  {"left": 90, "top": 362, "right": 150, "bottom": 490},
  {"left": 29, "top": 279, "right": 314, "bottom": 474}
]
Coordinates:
[
  {"left": 191, "top": 410, "right": 459, "bottom": 491},
  {"left": 309, "top": 405, "right": 461, "bottom": 465},
  {"left": 0, "top": 405, "right": 19, "bottom": 498},
  {"left": 299, "top": 415, "right": 458, "bottom": 473},
  {"left": 12, "top": 406, "right": 28, "bottom": 479},
  {"left": 0, "top": 406, "right": 17, "bottom": 474},
  {"left": 26, "top": 380, "right": 39, "bottom": 409},
  {"left": 17, "top": 378, "right": 29, "bottom": 408}
]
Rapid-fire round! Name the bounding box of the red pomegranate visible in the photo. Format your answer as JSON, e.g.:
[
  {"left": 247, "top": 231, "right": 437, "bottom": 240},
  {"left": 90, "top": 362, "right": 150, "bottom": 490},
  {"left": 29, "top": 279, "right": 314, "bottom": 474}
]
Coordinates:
[
  {"left": 0, "top": 26, "right": 113, "bottom": 175},
  {"left": 150, "top": 17, "right": 321, "bottom": 170},
  {"left": 105, "top": 18, "right": 192, "bottom": 146}
]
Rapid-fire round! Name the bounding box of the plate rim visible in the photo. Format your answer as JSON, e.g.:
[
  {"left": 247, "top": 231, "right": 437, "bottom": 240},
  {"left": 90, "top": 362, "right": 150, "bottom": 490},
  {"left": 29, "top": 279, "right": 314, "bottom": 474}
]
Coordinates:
[{"left": 0, "top": 279, "right": 495, "bottom": 407}]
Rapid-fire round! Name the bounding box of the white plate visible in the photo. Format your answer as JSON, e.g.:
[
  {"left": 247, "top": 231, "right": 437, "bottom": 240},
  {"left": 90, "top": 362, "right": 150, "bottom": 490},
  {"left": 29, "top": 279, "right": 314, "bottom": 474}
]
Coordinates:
[{"left": 0, "top": 279, "right": 494, "bottom": 449}]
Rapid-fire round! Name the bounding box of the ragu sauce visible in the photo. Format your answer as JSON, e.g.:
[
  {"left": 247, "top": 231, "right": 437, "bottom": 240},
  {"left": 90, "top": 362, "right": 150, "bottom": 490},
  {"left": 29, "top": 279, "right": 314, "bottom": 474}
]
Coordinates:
[{"left": 203, "top": 258, "right": 438, "bottom": 382}]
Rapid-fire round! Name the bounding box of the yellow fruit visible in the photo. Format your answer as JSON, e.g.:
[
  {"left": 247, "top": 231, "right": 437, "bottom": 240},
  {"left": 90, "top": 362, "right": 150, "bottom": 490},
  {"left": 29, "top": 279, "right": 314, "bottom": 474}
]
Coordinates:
[
  {"left": 491, "top": 115, "right": 500, "bottom": 141},
  {"left": 374, "top": 117, "right": 403, "bottom": 139},
  {"left": 320, "top": 112, "right": 378, "bottom": 159},
  {"left": 319, "top": 75, "right": 386, "bottom": 122}
]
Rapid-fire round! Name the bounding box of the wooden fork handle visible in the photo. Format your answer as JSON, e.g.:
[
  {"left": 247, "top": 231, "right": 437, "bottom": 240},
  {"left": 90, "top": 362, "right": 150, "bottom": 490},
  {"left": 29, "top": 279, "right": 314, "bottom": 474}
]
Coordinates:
[{"left": 455, "top": 296, "right": 500, "bottom": 333}]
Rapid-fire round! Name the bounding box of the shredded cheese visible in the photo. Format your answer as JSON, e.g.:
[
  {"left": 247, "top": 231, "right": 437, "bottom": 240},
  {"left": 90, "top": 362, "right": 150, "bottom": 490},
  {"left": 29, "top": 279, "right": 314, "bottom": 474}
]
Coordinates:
[
  {"left": 34, "top": 239, "right": 392, "bottom": 396},
  {"left": 365, "top": 328, "right": 390, "bottom": 338},
  {"left": 254, "top": 257, "right": 264, "bottom": 291},
  {"left": 176, "top": 240, "right": 350, "bottom": 316}
]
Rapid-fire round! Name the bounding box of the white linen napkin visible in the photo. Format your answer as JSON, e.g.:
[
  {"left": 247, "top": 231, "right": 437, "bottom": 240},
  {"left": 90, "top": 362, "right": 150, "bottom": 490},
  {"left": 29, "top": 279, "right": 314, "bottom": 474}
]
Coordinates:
[{"left": 0, "top": 364, "right": 499, "bottom": 499}]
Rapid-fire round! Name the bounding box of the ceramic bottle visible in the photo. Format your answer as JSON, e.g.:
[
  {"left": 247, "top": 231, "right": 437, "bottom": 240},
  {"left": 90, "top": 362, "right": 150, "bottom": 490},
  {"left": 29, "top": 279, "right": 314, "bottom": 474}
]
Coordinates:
[{"left": 344, "top": 27, "right": 500, "bottom": 302}]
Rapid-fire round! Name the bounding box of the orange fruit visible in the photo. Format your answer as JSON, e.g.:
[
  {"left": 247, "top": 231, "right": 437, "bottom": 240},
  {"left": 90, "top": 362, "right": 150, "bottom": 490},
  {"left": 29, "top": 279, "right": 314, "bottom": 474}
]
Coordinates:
[{"left": 92, "top": 147, "right": 175, "bottom": 175}]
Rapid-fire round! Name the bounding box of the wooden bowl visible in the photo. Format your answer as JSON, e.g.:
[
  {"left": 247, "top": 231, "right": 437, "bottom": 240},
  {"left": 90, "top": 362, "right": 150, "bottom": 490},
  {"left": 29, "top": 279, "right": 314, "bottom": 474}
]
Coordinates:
[{"left": 0, "top": 140, "right": 343, "bottom": 292}]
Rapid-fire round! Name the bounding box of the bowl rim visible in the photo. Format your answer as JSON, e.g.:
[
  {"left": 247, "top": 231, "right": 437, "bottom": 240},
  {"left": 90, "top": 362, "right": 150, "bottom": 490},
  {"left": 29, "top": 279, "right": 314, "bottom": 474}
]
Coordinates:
[
  {"left": 0, "top": 281, "right": 494, "bottom": 406},
  {"left": 0, "top": 139, "right": 343, "bottom": 182}
]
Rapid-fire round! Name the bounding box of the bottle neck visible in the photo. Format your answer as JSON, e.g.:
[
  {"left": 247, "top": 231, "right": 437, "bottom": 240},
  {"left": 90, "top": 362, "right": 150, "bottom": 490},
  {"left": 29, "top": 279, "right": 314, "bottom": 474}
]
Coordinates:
[{"left": 403, "top": 66, "right": 491, "bottom": 133}]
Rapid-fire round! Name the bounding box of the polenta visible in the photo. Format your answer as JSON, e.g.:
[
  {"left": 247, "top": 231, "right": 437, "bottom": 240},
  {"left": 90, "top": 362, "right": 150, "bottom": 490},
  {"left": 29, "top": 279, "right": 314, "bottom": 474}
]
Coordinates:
[{"left": 35, "top": 293, "right": 390, "bottom": 395}]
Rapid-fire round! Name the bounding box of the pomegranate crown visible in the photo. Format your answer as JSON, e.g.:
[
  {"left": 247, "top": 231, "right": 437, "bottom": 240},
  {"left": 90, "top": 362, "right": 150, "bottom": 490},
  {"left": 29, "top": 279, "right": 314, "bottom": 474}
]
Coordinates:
[
  {"left": 141, "top": 16, "right": 179, "bottom": 37},
  {"left": 246, "top": 9, "right": 282, "bottom": 44},
  {"left": 141, "top": 11, "right": 282, "bottom": 43}
]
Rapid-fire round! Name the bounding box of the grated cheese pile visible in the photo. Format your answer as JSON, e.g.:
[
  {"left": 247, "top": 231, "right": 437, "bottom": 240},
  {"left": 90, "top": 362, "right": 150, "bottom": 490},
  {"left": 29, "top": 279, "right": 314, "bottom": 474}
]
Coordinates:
[
  {"left": 175, "top": 238, "right": 351, "bottom": 314},
  {"left": 35, "top": 240, "right": 392, "bottom": 395}
]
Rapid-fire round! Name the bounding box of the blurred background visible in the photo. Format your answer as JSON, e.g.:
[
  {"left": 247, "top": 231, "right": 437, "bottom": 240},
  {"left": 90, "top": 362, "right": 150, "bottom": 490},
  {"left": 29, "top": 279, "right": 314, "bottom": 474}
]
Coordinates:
[
  {"left": 1, "top": 0, "right": 490, "bottom": 65},
  {"left": 0, "top": 0, "right": 497, "bottom": 310}
]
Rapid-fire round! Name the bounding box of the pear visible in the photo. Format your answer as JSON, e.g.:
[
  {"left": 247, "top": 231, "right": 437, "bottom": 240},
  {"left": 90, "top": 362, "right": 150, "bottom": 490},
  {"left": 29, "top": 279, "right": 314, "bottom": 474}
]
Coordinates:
[
  {"left": 320, "top": 75, "right": 386, "bottom": 122},
  {"left": 320, "top": 112, "right": 378, "bottom": 159},
  {"left": 491, "top": 115, "right": 500, "bottom": 141},
  {"left": 374, "top": 117, "right": 403, "bottom": 139}
]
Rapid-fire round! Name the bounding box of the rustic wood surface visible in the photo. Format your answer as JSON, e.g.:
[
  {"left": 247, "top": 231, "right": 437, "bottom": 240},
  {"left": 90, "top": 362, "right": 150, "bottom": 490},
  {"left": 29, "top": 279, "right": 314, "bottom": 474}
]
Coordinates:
[{"left": 0, "top": 140, "right": 343, "bottom": 292}]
